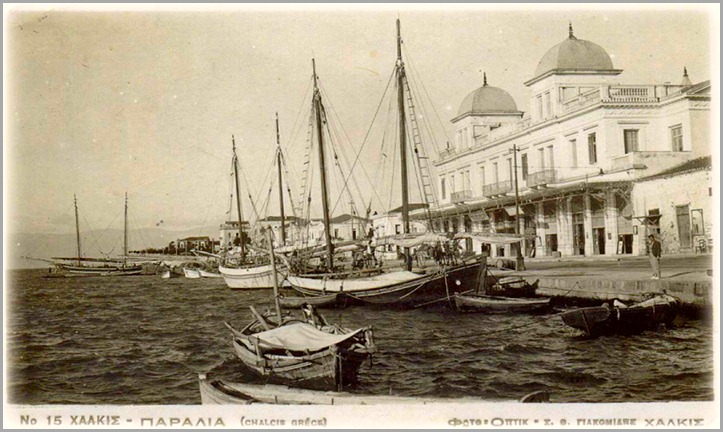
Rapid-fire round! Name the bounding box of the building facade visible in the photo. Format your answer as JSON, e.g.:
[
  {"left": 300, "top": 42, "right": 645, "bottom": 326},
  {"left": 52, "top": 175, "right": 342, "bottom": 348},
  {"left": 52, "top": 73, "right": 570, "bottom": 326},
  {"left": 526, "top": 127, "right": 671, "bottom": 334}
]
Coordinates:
[{"left": 427, "top": 25, "right": 711, "bottom": 258}]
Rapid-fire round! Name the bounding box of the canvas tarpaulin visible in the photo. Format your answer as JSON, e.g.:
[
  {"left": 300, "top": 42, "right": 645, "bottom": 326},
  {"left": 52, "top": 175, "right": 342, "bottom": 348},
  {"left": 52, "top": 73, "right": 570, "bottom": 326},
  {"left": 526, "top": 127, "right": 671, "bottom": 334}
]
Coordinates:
[
  {"left": 252, "top": 323, "right": 363, "bottom": 352},
  {"left": 389, "top": 232, "right": 449, "bottom": 248}
]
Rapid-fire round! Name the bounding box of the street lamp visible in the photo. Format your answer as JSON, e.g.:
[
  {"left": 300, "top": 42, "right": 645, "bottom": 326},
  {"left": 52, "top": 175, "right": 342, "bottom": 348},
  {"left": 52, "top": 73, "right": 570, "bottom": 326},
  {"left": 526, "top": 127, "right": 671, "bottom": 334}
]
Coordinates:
[{"left": 511, "top": 144, "right": 526, "bottom": 271}]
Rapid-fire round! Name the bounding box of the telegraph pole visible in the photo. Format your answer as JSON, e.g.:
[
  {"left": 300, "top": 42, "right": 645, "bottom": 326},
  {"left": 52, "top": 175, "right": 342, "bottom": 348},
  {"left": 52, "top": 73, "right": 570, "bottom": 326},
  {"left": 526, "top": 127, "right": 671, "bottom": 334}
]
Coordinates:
[{"left": 512, "top": 144, "right": 525, "bottom": 271}]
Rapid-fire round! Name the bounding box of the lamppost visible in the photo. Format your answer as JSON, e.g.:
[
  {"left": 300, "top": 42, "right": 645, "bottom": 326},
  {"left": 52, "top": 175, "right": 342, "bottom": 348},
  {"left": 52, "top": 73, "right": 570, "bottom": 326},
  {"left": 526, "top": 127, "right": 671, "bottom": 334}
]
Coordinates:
[{"left": 512, "top": 144, "right": 526, "bottom": 271}]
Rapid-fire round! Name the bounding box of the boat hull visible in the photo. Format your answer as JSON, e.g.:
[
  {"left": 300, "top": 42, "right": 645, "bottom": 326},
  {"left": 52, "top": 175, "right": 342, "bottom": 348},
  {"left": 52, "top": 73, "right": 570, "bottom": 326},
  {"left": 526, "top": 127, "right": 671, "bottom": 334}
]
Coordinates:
[
  {"left": 288, "top": 259, "right": 483, "bottom": 309},
  {"left": 56, "top": 264, "right": 143, "bottom": 276},
  {"left": 454, "top": 294, "right": 551, "bottom": 313},
  {"left": 198, "top": 374, "right": 549, "bottom": 405},
  {"left": 219, "top": 264, "right": 284, "bottom": 289},
  {"left": 278, "top": 293, "right": 346, "bottom": 309},
  {"left": 198, "top": 269, "right": 223, "bottom": 278},
  {"left": 561, "top": 295, "right": 679, "bottom": 337},
  {"left": 183, "top": 268, "right": 201, "bottom": 279},
  {"left": 231, "top": 337, "right": 368, "bottom": 390}
]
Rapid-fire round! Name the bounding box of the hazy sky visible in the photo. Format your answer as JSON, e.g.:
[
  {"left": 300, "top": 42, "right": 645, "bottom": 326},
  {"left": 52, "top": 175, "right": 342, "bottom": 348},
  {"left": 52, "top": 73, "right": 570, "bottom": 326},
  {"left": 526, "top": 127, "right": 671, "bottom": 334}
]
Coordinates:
[{"left": 4, "top": 4, "right": 716, "bottom": 236}]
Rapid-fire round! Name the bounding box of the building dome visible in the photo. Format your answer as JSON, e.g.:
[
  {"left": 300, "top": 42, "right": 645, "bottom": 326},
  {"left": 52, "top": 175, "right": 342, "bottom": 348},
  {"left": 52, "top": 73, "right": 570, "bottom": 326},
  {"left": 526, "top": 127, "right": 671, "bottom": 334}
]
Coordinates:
[
  {"left": 530, "top": 24, "right": 617, "bottom": 82},
  {"left": 457, "top": 73, "right": 520, "bottom": 117}
]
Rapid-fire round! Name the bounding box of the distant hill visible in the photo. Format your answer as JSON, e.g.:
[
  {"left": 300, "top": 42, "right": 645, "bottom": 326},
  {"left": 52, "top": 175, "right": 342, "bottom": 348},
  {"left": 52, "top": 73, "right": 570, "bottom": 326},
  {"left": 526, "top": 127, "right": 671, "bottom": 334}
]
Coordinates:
[{"left": 8, "top": 225, "right": 221, "bottom": 269}]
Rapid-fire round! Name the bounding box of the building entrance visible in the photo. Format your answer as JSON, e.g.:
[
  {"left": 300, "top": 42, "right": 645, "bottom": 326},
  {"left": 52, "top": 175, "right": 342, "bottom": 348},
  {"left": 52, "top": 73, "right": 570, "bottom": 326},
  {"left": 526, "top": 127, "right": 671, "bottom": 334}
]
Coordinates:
[
  {"left": 593, "top": 227, "right": 606, "bottom": 255},
  {"left": 574, "top": 223, "right": 585, "bottom": 255}
]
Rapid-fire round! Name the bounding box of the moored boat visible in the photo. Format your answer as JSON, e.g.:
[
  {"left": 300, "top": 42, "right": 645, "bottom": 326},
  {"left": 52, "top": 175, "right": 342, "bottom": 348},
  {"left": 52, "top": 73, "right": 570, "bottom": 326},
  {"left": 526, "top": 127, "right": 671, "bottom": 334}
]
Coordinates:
[
  {"left": 198, "top": 269, "right": 223, "bottom": 278},
  {"left": 454, "top": 293, "right": 551, "bottom": 313},
  {"left": 183, "top": 267, "right": 201, "bottom": 279},
  {"left": 277, "top": 292, "right": 347, "bottom": 309},
  {"left": 560, "top": 294, "right": 680, "bottom": 337},
  {"left": 219, "top": 263, "right": 283, "bottom": 289},
  {"left": 198, "top": 374, "right": 550, "bottom": 405}
]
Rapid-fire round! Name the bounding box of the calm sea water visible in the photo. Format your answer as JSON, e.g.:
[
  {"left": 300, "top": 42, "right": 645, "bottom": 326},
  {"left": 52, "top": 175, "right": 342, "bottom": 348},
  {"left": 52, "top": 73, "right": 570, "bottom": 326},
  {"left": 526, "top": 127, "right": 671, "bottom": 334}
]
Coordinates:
[{"left": 7, "top": 269, "right": 714, "bottom": 404}]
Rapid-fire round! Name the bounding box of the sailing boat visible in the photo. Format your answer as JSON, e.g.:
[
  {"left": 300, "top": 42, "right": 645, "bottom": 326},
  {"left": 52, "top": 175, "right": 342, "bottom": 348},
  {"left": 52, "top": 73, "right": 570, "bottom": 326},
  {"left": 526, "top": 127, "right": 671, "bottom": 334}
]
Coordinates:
[
  {"left": 218, "top": 134, "right": 284, "bottom": 289},
  {"left": 37, "top": 194, "right": 143, "bottom": 276},
  {"left": 286, "top": 21, "right": 483, "bottom": 308}
]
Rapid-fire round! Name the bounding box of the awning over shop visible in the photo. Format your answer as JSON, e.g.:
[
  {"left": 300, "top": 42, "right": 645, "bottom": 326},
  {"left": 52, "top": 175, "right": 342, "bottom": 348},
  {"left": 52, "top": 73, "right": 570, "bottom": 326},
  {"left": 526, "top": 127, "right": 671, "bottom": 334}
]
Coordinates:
[
  {"left": 633, "top": 215, "right": 662, "bottom": 226},
  {"left": 454, "top": 232, "right": 532, "bottom": 245},
  {"left": 503, "top": 206, "right": 524, "bottom": 216},
  {"left": 469, "top": 211, "right": 490, "bottom": 222}
]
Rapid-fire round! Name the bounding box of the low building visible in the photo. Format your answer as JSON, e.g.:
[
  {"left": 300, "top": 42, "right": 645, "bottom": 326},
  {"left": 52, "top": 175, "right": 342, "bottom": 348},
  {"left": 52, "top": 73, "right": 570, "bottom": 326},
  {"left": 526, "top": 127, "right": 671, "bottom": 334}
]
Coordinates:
[
  {"left": 632, "top": 156, "right": 713, "bottom": 254},
  {"left": 176, "top": 236, "right": 213, "bottom": 253},
  {"left": 328, "top": 214, "right": 371, "bottom": 241},
  {"left": 219, "top": 220, "right": 251, "bottom": 250}
]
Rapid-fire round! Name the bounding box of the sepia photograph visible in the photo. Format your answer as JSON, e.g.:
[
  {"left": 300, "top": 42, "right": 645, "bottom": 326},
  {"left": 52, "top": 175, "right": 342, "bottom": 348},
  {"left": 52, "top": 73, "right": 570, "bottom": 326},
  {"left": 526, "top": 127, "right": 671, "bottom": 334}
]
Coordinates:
[{"left": 3, "top": 3, "right": 718, "bottom": 428}]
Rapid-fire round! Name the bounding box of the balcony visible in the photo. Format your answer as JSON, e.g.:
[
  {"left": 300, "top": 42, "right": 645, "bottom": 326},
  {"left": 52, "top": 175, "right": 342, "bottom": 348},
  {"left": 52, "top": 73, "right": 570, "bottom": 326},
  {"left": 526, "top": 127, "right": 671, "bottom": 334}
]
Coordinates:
[
  {"left": 483, "top": 180, "right": 512, "bottom": 197},
  {"left": 526, "top": 169, "right": 557, "bottom": 188},
  {"left": 451, "top": 190, "right": 472, "bottom": 204}
]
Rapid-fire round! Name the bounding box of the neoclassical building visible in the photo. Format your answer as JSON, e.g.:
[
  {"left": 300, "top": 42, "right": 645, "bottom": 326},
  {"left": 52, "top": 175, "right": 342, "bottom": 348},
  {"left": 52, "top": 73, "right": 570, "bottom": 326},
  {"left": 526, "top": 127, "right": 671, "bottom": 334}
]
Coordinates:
[{"left": 425, "top": 25, "right": 711, "bottom": 258}]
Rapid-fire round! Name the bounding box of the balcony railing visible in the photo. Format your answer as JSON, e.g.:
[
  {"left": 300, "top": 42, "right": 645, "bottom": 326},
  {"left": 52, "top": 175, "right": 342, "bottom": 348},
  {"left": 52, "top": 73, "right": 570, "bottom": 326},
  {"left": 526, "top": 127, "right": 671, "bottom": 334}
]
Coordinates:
[
  {"left": 451, "top": 190, "right": 472, "bottom": 204},
  {"left": 483, "top": 180, "right": 512, "bottom": 197},
  {"left": 526, "top": 169, "right": 557, "bottom": 188}
]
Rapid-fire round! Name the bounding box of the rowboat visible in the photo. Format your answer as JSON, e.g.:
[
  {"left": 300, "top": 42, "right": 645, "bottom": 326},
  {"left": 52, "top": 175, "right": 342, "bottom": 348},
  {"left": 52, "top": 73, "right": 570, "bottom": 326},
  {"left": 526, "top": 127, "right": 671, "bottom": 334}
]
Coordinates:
[
  {"left": 198, "top": 374, "right": 550, "bottom": 405},
  {"left": 277, "top": 292, "right": 347, "bottom": 309},
  {"left": 454, "top": 293, "right": 551, "bottom": 313},
  {"left": 199, "top": 269, "right": 223, "bottom": 278},
  {"left": 183, "top": 267, "right": 201, "bottom": 279},
  {"left": 485, "top": 277, "right": 539, "bottom": 298},
  {"left": 561, "top": 294, "right": 679, "bottom": 337}
]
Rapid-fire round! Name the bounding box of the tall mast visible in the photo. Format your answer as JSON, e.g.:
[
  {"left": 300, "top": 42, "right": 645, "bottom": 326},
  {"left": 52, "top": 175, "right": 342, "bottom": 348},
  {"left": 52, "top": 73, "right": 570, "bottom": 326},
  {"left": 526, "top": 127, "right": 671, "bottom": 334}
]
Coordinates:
[
  {"left": 74, "top": 194, "right": 82, "bottom": 266},
  {"left": 275, "top": 112, "right": 287, "bottom": 245},
  {"left": 232, "top": 135, "right": 246, "bottom": 257},
  {"left": 123, "top": 192, "right": 128, "bottom": 264},
  {"left": 312, "top": 59, "right": 334, "bottom": 270},
  {"left": 396, "top": 19, "right": 412, "bottom": 271}
]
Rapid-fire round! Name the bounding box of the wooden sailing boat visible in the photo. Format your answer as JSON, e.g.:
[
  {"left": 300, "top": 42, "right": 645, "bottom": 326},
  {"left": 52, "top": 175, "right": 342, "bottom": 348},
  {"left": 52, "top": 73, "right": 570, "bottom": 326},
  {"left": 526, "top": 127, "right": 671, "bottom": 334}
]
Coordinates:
[
  {"left": 218, "top": 131, "right": 285, "bottom": 289},
  {"left": 224, "top": 230, "right": 375, "bottom": 390},
  {"left": 286, "top": 21, "right": 483, "bottom": 308},
  {"left": 40, "top": 194, "right": 143, "bottom": 276}
]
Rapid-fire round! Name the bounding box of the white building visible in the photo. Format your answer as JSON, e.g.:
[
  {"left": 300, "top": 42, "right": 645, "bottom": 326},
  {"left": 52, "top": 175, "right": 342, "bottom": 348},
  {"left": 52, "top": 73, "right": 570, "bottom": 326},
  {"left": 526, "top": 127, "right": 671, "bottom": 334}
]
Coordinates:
[{"left": 427, "top": 24, "right": 711, "bottom": 258}]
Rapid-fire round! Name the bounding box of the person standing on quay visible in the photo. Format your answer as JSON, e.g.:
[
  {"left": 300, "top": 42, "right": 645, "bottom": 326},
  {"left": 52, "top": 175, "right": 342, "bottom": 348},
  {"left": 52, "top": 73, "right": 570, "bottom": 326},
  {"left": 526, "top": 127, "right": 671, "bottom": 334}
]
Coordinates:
[{"left": 647, "top": 234, "right": 662, "bottom": 279}]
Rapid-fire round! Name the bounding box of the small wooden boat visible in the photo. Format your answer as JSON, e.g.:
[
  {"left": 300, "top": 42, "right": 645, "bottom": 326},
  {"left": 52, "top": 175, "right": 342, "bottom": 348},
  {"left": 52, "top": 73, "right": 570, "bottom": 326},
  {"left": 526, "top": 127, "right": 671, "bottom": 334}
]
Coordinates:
[
  {"left": 183, "top": 267, "right": 201, "bottom": 279},
  {"left": 225, "top": 230, "right": 376, "bottom": 391},
  {"left": 561, "top": 294, "right": 679, "bottom": 337},
  {"left": 225, "top": 313, "right": 375, "bottom": 390},
  {"left": 485, "top": 277, "right": 539, "bottom": 298},
  {"left": 277, "top": 292, "right": 346, "bottom": 309},
  {"left": 198, "top": 374, "right": 550, "bottom": 405},
  {"left": 199, "top": 269, "right": 223, "bottom": 278},
  {"left": 454, "top": 293, "right": 551, "bottom": 313}
]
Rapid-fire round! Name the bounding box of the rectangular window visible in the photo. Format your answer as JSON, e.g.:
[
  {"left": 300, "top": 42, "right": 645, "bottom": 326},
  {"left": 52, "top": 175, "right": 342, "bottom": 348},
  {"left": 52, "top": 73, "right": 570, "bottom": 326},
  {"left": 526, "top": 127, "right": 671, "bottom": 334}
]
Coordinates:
[
  {"left": 493, "top": 162, "right": 499, "bottom": 183},
  {"left": 570, "top": 139, "right": 577, "bottom": 167},
  {"left": 588, "top": 133, "right": 597, "bottom": 165},
  {"left": 395, "top": 224, "right": 401, "bottom": 235},
  {"left": 507, "top": 158, "right": 513, "bottom": 182},
  {"left": 671, "top": 125, "right": 683, "bottom": 151},
  {"left": 538, "top": 148, "right": 545, "bottom": 170},
  {"left": 547, "top": 145, "right": 555, "bottom": 170},
  {"left": 440, "top": 177, "right": 446, "bottom": 200},
  {"left": 624, "top": 129, "right": 639, "bottom": 154},
  {"left": 480, "top": 166, "right": 486, "bottom": 188},
  {"left": 450, "top": 174, "right": 456, "bottom": 193},
  {"left": 544, "top": 91, "right": 552, "bottom": 118},
  {"left": 536, "top": 95, "right": 543, "bottom": 120},
  {"left": 521, "top": 154, "right": 528, "bottom": 180}
]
